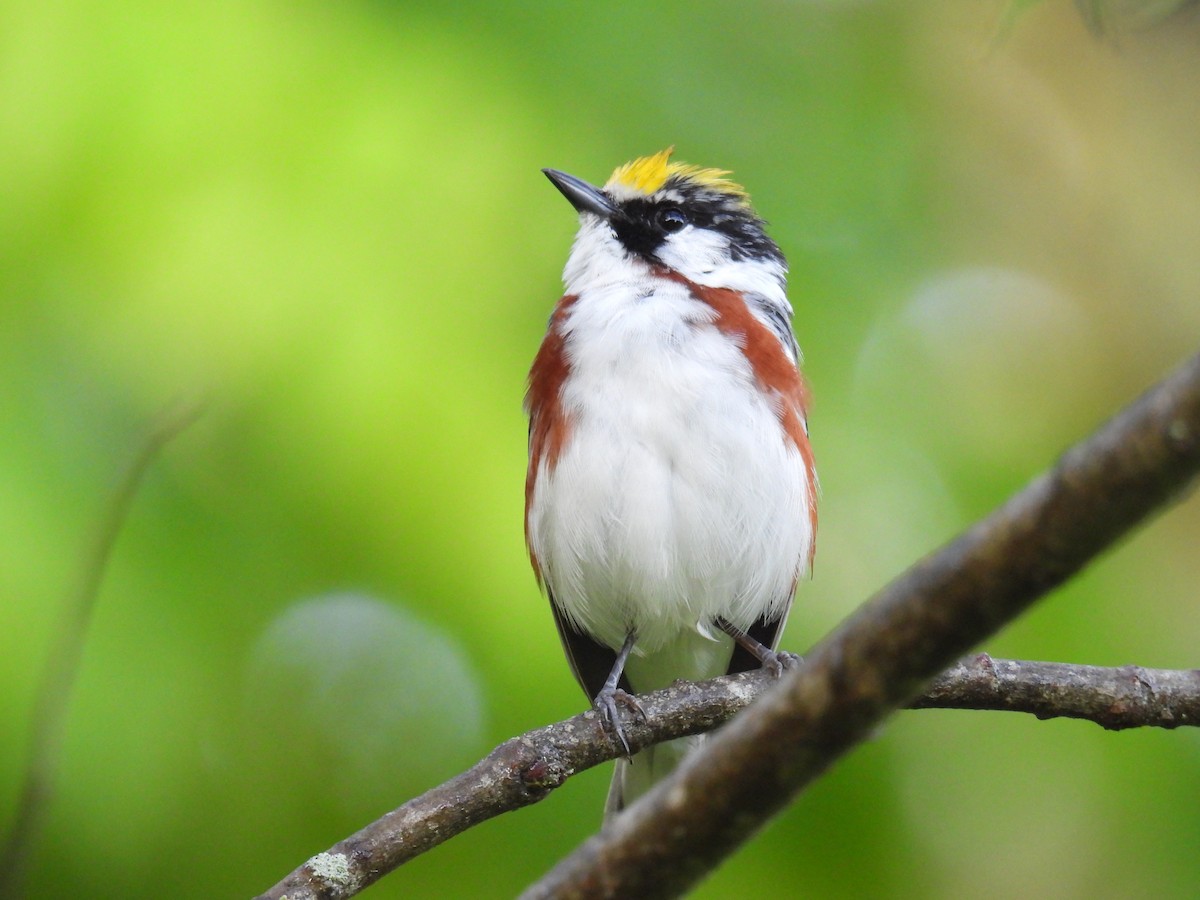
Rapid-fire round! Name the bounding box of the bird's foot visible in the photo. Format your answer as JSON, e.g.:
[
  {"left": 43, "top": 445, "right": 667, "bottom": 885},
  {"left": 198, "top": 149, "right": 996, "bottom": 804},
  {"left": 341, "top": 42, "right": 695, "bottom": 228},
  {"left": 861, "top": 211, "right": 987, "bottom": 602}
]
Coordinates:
[
  {"left": 593, "top": 686, "right": 645, "bottom": 756},
  {"left": 760, "top": 649, "right": 803, "bottom": 678},
  {"left": 716, "top": 617, "right": 802, "bottom": 677}
]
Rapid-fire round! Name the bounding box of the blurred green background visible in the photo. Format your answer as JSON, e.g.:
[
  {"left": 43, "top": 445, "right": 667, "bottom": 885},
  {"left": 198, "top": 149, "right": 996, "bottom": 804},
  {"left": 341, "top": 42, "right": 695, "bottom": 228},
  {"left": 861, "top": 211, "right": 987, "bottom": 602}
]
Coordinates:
[{"left": 2, "top": 0, "right": 1199, "bottom": 896}]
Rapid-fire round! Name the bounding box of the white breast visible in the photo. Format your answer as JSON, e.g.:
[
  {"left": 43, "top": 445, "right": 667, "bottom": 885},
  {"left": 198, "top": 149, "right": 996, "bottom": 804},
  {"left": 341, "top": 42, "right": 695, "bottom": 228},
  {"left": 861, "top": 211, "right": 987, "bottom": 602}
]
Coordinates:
[{"left": 526, "top": 273, "right": 813, "bottom": 654}]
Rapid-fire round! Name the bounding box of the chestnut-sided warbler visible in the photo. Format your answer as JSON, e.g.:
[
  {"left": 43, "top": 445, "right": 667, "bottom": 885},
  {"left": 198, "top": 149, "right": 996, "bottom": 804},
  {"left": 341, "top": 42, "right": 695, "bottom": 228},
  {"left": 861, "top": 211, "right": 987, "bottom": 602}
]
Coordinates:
[{"left": 525, "top": 148, "right": 817, "bottom": 817}]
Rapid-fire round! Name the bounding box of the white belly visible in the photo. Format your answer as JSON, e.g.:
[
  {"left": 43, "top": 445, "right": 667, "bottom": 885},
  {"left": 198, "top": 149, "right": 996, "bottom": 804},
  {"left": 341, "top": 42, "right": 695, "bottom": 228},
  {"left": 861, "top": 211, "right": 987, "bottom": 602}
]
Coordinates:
[{"left": 526, "top": 280, "right": 813, "bottom": 655}]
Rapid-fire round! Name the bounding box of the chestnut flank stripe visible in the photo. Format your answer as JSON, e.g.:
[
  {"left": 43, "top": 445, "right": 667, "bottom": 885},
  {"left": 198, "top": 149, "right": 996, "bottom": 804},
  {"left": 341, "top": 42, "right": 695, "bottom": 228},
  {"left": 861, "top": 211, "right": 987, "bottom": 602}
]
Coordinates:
[
  {"left": 668, "top": 273, "right": 819, "bottom": 564},
  {"left": 524, "top": 294, "right": 579, "bottom": 580}
]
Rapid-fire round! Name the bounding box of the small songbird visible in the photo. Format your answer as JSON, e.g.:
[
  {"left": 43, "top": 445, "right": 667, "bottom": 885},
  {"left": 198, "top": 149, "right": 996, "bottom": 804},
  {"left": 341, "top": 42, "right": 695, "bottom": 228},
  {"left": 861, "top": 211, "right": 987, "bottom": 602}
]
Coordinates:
[{"left": 525, "top": 148, "right": 817, "bottom": 817}]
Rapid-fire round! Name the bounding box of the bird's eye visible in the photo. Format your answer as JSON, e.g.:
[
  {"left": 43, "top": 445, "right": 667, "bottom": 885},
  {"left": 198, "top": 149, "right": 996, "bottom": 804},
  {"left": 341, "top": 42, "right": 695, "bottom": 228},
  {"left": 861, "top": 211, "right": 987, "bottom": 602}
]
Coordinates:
[{"left": 657, "top": 207, "right": 688, "bottom": 233}]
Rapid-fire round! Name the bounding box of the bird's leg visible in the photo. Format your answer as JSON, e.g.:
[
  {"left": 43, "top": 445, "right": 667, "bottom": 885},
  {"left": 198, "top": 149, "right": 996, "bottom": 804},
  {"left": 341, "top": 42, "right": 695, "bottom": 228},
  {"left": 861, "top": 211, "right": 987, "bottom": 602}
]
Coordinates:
[
  {"left": 594, "top": 631, "right": 644, "bottom": 756},
  {"left": 717, "top": 618, "right": 801, "bottom": 678}
]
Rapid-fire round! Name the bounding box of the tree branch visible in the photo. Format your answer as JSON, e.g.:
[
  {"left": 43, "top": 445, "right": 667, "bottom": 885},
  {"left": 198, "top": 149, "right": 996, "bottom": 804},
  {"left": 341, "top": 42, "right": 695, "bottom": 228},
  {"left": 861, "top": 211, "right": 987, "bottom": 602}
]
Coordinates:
[
  {"left": 257, "top": 348, "right": 1200, "bottom": 900},
  {"left": 256, "top": 657, "right": 1200, "bottom": 900},
  {"left": 915, "top": 654, "right": 1200, "bottom": 728}
]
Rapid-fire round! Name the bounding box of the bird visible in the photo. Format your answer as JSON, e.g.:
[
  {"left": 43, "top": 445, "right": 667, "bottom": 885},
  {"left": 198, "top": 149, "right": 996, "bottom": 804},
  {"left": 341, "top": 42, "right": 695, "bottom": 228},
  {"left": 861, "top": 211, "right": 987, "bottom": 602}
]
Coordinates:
[{"left": 524, "top": 147, "right": 817, "bottom": 818}]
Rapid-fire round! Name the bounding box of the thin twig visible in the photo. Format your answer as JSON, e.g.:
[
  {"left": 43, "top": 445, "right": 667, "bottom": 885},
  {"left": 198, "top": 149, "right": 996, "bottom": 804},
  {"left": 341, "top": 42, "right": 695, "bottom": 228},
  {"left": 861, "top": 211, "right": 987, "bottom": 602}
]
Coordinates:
[
  {"left": 0, "top": 395, "right": 206, "bottom": 899},
  {"left": 915, "top": 653, "right": 1200, "bottom": 728}
]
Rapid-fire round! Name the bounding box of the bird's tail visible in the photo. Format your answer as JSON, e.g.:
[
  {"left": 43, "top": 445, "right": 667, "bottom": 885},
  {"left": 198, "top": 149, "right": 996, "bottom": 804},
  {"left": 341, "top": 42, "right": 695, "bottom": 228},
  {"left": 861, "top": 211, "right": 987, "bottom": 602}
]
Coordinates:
[{"left": 603, "top": 735, "right": 705, "bottom": 822}]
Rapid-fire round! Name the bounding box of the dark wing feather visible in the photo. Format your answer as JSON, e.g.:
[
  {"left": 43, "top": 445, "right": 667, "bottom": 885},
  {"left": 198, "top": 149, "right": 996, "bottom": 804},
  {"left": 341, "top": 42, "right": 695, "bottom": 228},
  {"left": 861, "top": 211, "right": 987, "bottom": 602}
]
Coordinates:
[{"left": 548, "top": 590, "right": 631, "bottom": 700}]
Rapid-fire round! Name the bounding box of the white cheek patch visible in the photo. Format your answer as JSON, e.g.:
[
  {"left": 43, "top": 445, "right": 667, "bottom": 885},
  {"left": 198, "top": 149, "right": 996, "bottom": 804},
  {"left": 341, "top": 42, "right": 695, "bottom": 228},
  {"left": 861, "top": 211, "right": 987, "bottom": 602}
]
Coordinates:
[
  {"left": 655, "top": 229, "right": 787, "bottom": 301},
  {"left": 656, "top": 229, "right": 732, "bottom": 277}
]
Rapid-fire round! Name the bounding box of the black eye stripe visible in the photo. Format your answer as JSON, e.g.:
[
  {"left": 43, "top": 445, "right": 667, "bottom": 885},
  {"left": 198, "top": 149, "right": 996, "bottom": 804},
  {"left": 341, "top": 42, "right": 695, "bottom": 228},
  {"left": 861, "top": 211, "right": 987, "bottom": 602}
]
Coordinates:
[{"left": 609, "top": 188, "right": 784, "bottom": 265}]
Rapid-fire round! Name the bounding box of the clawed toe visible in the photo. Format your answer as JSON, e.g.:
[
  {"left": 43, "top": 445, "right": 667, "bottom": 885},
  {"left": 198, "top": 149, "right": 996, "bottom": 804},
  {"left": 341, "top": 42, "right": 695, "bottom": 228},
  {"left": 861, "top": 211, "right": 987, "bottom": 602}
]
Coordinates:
[
  {"left": 594, "top": 687, "right": 644, "bottom": 755},
  {"left": 762, "top": 650, "right": 802, "bottom": 678}
]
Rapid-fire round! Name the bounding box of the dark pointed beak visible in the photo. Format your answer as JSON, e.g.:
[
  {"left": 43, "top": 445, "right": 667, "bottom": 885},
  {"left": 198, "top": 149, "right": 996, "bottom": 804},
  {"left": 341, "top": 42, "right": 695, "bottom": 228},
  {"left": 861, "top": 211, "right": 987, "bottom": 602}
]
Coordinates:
[{"left": 543, "top": 168, "right": 619, "bottom": 219}]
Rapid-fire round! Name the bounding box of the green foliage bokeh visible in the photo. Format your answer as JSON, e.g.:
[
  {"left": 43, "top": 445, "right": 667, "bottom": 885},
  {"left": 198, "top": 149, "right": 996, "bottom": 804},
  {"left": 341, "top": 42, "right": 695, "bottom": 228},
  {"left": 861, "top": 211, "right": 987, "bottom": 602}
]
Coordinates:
[{"left": 2, "top": 1, "right": 1199, "bottom": 896}]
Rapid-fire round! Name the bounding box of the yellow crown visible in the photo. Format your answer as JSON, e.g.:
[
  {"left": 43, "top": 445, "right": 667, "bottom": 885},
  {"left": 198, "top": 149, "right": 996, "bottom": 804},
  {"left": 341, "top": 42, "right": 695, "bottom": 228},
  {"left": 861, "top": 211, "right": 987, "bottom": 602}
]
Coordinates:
[{"left": 606, "top": 147, "right": 748, "bottom": 202}]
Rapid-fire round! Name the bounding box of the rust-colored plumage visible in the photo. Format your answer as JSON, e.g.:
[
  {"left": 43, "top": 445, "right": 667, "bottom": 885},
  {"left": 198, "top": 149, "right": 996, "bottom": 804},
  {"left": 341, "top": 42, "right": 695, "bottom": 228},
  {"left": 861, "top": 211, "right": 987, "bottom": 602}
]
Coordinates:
[
  {"left": 673, "top": 274, "right": 819, "bottom": 565},
  {"left": 524, "top": 293, "right": 578, "bottom": 581}
]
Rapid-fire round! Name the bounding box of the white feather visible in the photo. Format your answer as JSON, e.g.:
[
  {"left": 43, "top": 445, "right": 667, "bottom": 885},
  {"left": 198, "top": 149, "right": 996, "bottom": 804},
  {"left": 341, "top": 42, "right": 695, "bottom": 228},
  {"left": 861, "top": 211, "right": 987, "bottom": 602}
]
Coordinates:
[{"left": 527, "top": 214, "right": 814, "bottom": 684}]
